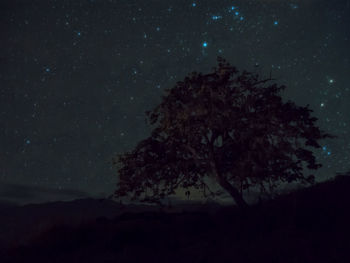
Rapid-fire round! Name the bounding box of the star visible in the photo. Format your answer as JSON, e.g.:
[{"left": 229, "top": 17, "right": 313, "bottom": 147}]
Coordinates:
[
  {"left": 290, "top": 4, "right": 298, "bottom": 9},
  {"left": 212, "top": 15, "right": 222, "bottom": 20},
  {"left": 202, "top": 42, "right": 208, "bottom": 47}
]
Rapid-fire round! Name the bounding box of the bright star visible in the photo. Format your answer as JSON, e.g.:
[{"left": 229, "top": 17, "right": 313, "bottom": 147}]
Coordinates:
[
  {"left": 192, "top": 3, "right": 196, "bottom": 7},
  {"left": 274, "top": 21, "right": 278, "bottom": 25},
  {"left": 235, "top": 11, "right": 239, "bottom": 16},
  {"left": 202, "top": 42, "right": 208, "bottom": 47},
  {"left": 212, "top": 15, "right": 222, "bottom": 20}
]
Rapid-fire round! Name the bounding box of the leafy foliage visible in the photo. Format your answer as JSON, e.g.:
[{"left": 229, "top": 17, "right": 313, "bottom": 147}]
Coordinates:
[{"left": 112, "top": 57, "right": 334, "bottom": 207}]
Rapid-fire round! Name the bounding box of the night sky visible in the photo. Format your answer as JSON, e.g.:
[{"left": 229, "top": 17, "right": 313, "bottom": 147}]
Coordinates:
[{"left": 1, "top": 0, "right": 349, "bottom": 204}]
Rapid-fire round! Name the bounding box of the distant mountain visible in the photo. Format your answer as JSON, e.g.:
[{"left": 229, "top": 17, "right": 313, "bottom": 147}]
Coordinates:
[{"left": 0, "top": 181, "right": 90, "bottom": 205}]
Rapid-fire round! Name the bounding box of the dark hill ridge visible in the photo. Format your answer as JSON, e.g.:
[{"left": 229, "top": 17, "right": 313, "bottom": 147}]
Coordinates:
[
  {"left": 0, "top": 197, "right": 216, "bottom": 249},
  {"left": 0, "top": 198, "right": 159, "bottom": 248},
  {"left": 2, "top": 175, "right": 350, "bottom": 263},
  {"left": 0, "top": 200, "right": 17, "bottom": 210}
]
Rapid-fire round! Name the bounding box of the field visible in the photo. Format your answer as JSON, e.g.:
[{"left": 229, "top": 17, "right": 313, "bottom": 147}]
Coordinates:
[{"left": 1, "top": 175, "right": 350, "bottom": 263}]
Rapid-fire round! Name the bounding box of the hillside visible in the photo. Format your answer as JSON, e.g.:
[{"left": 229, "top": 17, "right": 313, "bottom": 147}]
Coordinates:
[
  {"left": 2, "top": 175, "right": 350, "bottom": 263},
  {"left": 0, "top": 198, "right": 159, "bottom": 248}
]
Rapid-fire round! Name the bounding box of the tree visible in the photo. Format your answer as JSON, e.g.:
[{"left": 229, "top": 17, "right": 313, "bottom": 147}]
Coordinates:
[{"left": 111, "top": 57, "right": 335, "bottom": 209}]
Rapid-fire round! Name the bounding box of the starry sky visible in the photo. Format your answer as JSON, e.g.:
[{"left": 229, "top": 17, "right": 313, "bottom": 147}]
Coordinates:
[{"left": 1, "top": 0, "right": 349, "bottom": 204}]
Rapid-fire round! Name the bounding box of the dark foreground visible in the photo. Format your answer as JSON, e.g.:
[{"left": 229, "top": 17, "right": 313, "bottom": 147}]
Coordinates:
[{"left": 1, "top": 176, "right": 350, "bottom": 263}]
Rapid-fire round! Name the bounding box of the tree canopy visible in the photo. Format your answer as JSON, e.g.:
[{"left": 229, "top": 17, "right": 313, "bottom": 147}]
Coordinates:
[{"left": 111, "top": 57, "right": 334, "bottom": 208}]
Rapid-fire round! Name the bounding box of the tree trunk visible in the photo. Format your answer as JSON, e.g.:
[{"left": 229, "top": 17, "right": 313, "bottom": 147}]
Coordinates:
[
  {"left": 217, "top": 176, "right": 248, "bottom": 209},
  {"left": 208, "top": 152, "right": 248, "bottom": 209}
]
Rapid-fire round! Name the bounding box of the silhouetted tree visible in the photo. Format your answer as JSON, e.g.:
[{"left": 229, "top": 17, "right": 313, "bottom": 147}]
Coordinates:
[{"left": 112, "top": 57, "right": 335, "bottom": 209}]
